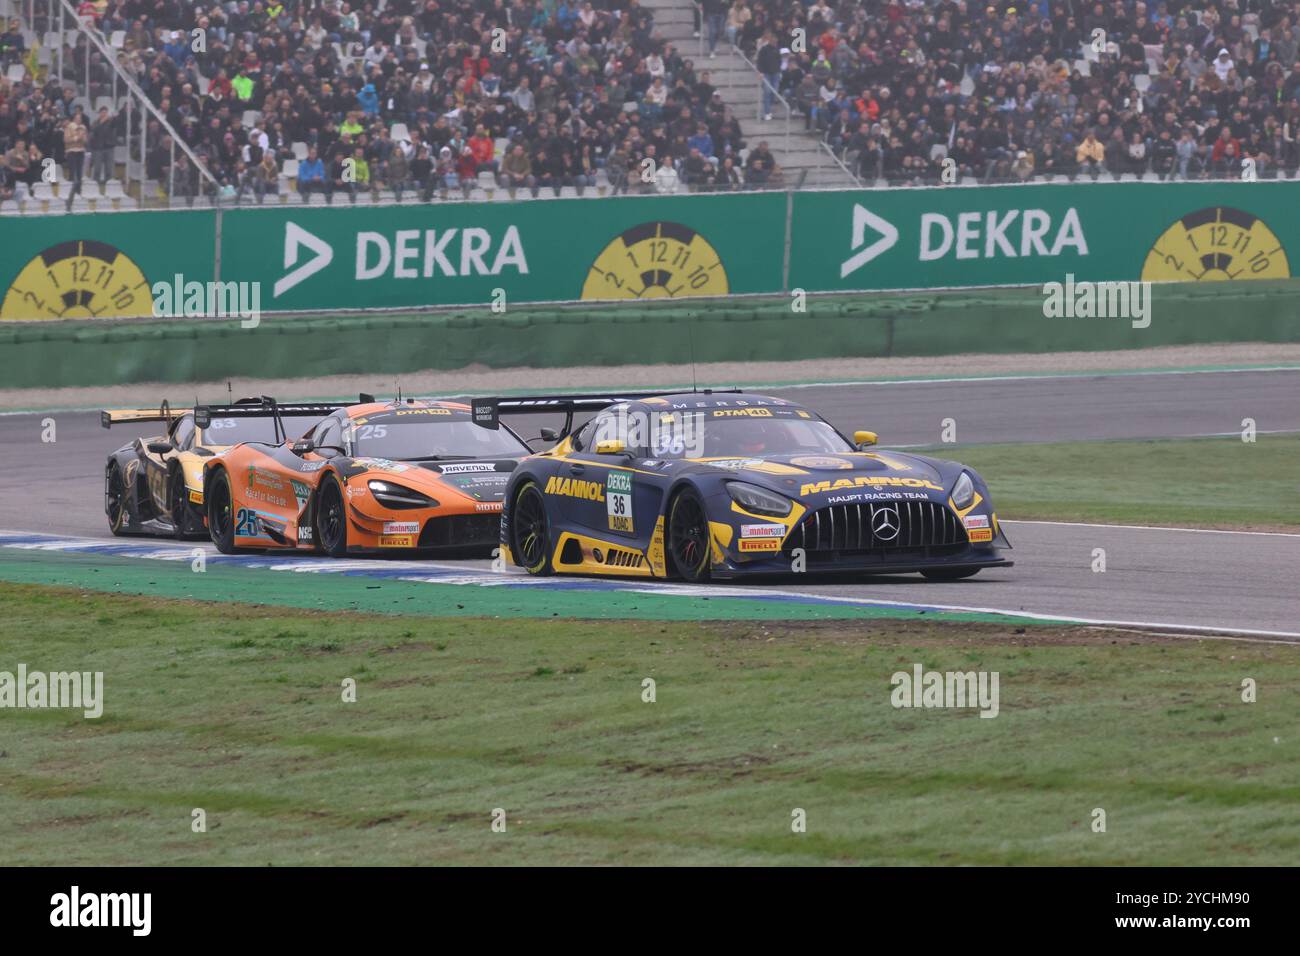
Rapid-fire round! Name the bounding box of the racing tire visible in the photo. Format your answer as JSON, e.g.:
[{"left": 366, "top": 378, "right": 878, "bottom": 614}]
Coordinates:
[
  {"left": 510, "top": 481, "right": 553, "bottom": 575},
  {"left": 206, "top": 468, "right": 238, "bottom": 554},
  {"left": 168, "top": 467, "right": 199, "bottom": 540},
  {"left": 315, "top": 474, "right": 349, "bottom": 558},
  {"left": 667, "top": 488, "right": 711, "bottom": 583},
  {"left": 106, "top": 463, "right": 129, "bottom": 536},
  {"left": 920, "top": 567, "right": 981, "bottom": 581}
]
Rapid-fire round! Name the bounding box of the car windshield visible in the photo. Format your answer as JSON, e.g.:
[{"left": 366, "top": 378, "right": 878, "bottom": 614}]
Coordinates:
[
  {"left": 202, "top": 414, "right": 327, "bottom": 445},
  {"left": 349, "top": 419, "right": 528, "bottom": 460},
  {"left": 651, "top": 416, "right": 855, "bottom": 459}
]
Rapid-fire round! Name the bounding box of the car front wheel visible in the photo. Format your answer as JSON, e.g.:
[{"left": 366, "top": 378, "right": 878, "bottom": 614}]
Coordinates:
[
  {"left": 510, "top": 481, "right": 553, "bottom": 575},
  {"left": 667, "top": 488, "right": 711, "bottom": 583}
]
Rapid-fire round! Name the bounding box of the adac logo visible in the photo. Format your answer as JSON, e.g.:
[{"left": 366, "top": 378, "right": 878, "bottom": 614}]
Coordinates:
[
  {"left": 2, "top": 240, "right": 151, "bottom": 320},
  {"left": 582, "top": 220, "right": 728, "bottom": 300},
  {"left": 1141, "top": 207, "right": 1289, "bottom": 282}
]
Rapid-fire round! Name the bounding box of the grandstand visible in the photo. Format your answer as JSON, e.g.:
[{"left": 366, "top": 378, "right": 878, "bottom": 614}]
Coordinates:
[{"left": 1, "top": 0, "right": 1298, "bottom": 215}]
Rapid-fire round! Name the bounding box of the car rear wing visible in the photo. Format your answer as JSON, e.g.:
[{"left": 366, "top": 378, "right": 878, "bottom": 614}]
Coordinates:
[
  {"left": 100, "top": 400, "right": 189, "bottom": 429},
  {"left": 193, "top": 397, "right": 358, "bottom": 444},
  {"left": 471, "top": 390, "right": 740, "bottom": 437}
]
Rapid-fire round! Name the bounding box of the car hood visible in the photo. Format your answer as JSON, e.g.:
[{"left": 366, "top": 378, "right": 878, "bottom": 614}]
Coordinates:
[{"left": 686, "top": 451, "right": 963, "bottom": 503}]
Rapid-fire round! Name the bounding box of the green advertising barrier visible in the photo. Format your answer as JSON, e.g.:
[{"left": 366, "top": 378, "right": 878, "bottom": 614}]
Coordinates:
[
  {"left": 3, "top": 281, "right": 1298, "bottom": 389},
  {"left": 5, "top": 183, "right": 1300, "bottom": 322},
  {"left": 790, "top": 180, "right": 1300, "bottom": 292},
  {"left": 217, "top": 191, "right": 787, "bottom": 311},
  {"left": 0, "top": 210, "right": 217, "bottom": 321}
]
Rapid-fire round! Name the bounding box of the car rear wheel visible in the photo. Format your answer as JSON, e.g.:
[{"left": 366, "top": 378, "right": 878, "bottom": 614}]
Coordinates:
[
  {"left": 921, "top": 567, "right": 981, "bottom": 581},
  {"left": 316, "top": 475, "right": 348, "bottom": 558},
  {"left": 207, "top": 468, "right": 237, "bottom": 554},
  {"left": 106, "top": 463, "right": 128, "bottom": 536},
  {"left": 667, "top": 488, "right": 711, "bottom": 583},
  {"left": 169, "top": 468, "right": 197, "bottom": 539},
  {"left": 510, "top": 481, "right": 552, "bottom": 575}
]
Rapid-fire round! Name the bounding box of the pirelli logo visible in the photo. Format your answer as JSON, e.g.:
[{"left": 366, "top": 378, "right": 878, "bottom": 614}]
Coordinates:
[
  {"left": 545, "top": 475, "right": 605, "bottom": 501},
  {"left": 800, "top": 476, "right": 944, "bottom": 496}
]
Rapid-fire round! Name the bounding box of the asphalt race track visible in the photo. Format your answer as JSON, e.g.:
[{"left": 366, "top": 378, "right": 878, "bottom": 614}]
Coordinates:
[{"left": 3, "top": 368, "right": 1298, "bottom": 637}]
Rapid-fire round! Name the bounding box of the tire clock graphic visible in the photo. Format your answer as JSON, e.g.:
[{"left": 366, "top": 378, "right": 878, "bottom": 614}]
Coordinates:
[
  {"left": 1140, "top": 207, "right": 1289, "bottom": 282},
  {"left": 581, "top": 221, "right": 729, "bottom": 299},
  {"left": 1, "top": 240, "right": 152, "bottom": 320}
]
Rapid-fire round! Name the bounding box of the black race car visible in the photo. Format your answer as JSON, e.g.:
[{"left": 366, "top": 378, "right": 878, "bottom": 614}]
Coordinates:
[{"left": 477, "top": 390, "right": 1013, "bottom": 581}]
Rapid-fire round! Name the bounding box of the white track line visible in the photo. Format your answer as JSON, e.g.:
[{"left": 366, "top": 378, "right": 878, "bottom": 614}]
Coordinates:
[
  {"left": 767, "top": 365, "right": 1300, "bottom": 389},
  {"left": 1002, "top": 519, "right": 1300, "bottom": 538},
  {"left": 4, "top": 529, "right": 1297, "bottom": 641},
  {"left": 678, "top": 583, "right": 1300, "bottom": 641}
]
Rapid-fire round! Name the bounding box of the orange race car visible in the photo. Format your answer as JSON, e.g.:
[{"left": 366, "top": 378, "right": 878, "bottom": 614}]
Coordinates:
[
  {"left": 102, "top": 398, "right": 348, "bottom": 539},
  {"left": 200, "top": 397, "right": 533, "bottom": 556}
]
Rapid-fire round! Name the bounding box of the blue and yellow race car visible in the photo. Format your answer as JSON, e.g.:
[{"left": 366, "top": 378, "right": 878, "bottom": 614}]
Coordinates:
[{"left": 476, "top": 390, "right": 1013, "bottom": 582}]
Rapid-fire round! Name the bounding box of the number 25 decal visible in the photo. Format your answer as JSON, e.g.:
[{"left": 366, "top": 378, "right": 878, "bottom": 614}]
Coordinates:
[{"left": 235, "top": 508, "right": 260, "bottom": 536}]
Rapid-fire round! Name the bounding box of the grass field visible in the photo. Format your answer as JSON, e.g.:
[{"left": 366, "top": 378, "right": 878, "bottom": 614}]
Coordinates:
[
  {"left": 2, "top": 583, "right": 1296, "bottom": 865},
  {"left": 941, "top": 434, "right": 1298, "bottom": 529}
]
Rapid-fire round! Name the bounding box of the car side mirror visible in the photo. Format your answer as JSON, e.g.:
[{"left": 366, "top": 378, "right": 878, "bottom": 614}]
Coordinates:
[
  {"left": 146, "top": 441, "right": 174, "bottom": 454},
  {"left": 292, "top": 439, "right": 316, "bottom": 455},
  {"left": 595, "top": 439, "right": 627, "bottom": 455},
  {"left": 853, "top": 430, "right": 878, "bottom": 448},
  {"left": 539, "top": 426, "right": 559, "bottom": 441}
]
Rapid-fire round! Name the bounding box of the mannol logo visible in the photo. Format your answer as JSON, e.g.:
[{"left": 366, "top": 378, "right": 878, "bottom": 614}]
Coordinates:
[
  {"left": 839, "top": 202, "right": 1090, "bottom": 277},
  {"left": 273, "top": 222, "right": 530, "bottom": 297}
]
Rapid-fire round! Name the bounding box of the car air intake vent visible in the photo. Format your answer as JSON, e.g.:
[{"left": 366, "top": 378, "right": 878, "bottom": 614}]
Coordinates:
[
  {"left": 603, "top": 548, "right": 645, "bottom": 568},
  {"left": 793, "top": 501, "right": 968, "bottom": 553}
]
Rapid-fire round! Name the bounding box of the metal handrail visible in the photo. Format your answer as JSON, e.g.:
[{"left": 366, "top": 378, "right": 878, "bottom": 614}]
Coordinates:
[
  {"left": 730, "top": 41, "right": 791, "bottom": 162},
  {"left": 820, "top": 139, "right": 862, "bottom": 187},
  {"left": 52, "top": 0, "right": 220, "bottom": 205}
]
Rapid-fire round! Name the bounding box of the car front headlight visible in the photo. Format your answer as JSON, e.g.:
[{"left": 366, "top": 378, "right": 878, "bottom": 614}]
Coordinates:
[
  {"left": 727, "top": 481, "right": 793, "bottom": 517},
  {"left": 951, "top": 471, "right": 975, "bottom": 509},
  {"left": 368, "top": 480, "right": 438, "bottom": 510}
]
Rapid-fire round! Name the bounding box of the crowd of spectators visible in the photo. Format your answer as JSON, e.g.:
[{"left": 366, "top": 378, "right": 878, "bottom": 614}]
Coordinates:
[
  {"left": 1, "top": 0, "right": 788, "bottom": 204},
  {"left": 727, "top": 0, "right": 1300, "bottom": 184}
]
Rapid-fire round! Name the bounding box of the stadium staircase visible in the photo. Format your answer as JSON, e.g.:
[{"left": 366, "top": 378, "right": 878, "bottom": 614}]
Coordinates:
[{"left": 641, "top": 0, "right": 857, "bottom": 187}]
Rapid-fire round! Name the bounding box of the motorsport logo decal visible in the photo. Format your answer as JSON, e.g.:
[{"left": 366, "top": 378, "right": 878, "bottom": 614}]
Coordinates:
[
  {"left": 606, "top": 469, "right": 634, "bottom": 533},
  {"left": 545, "top": 476, "right": 604, "bottom": 501},
  {"left": 801, "top": 476, "right": 944, "bottom": 496},
  {"left": 1141, "top": 207, "right": 1289, "bottom": 282},
  {"left": 581, "top": 221, "right": 728, "bottom": 300},
  {"left": 2, "top": 240, "right": 152, "bottom": 320}
]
